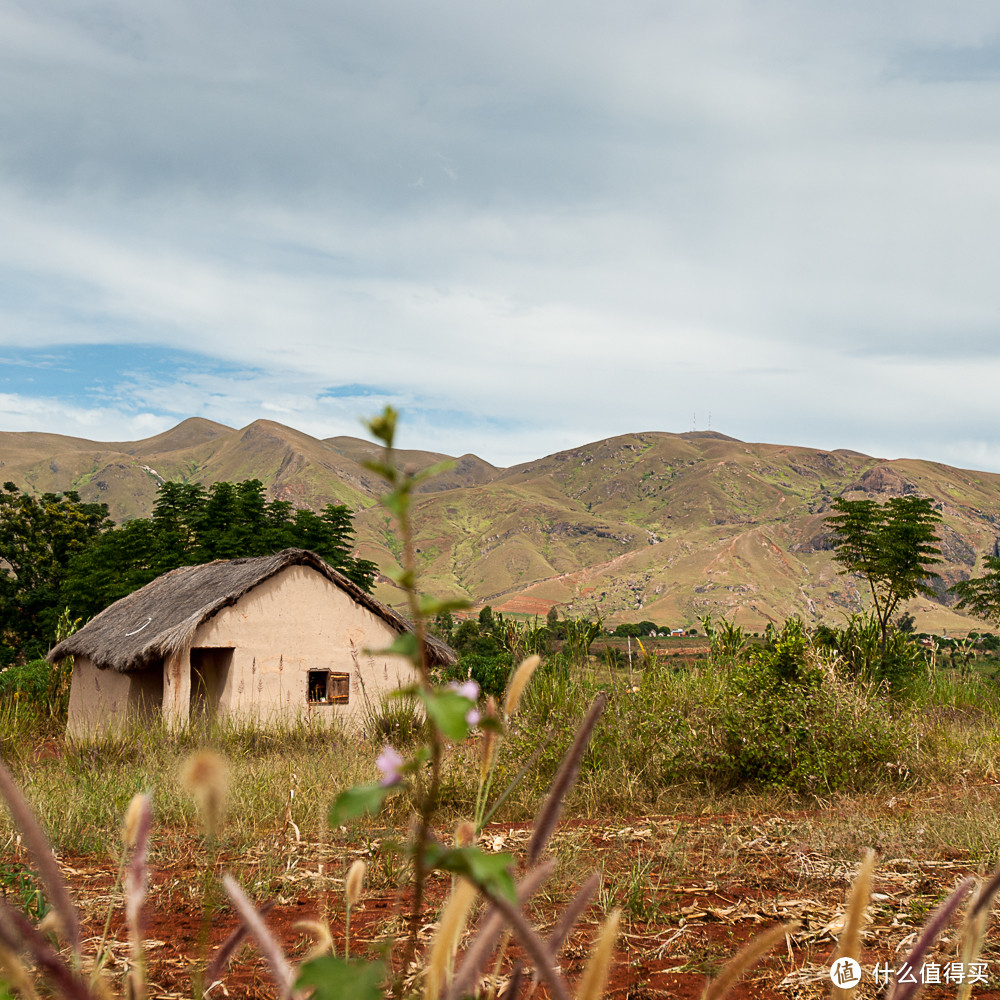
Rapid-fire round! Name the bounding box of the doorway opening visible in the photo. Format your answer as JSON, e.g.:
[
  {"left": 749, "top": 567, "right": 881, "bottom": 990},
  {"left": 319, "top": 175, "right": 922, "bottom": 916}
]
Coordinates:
[{"left": 190, "top": 647, "right": 234, "bottom": 722}]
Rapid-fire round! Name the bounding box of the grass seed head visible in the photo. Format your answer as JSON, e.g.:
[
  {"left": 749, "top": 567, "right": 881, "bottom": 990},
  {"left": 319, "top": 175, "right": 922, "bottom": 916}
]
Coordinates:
[
  {"left": 504, "top": 655, "right": 541, "bottom": 717},
  {"left": 35, "top": 911, "right": 63, "bottom": 938},
  {"left": 345, "top": 859, "right": 367, "bottom": 907},
  {"left": 122, "top": 792, "right": 147, "bottom": 849},
  {"left": 425, "top": 878, "right": 478, "bottom": 1000},
  {"left": 833, "top": 847, "right": 875, "bottom": 1000},
  {"left": 454, "top": 820, "right": 475, "bottom": 847},
  {"left": 575, "top": 908, "right": 621, "bottom": 1000},
  {"left": 479, "top": 697, "right": 499, "bottom": 783},
  {"left": 702, "top": 920, "right": 800, "bottom": 1000},
  {"left": 293, "top": 919, "right": 334, "bottom": 962},
  {"left": 0, "top": 943, "right": 36, "bottom": 1000},
  {"left": 181, "top": 751, "right": 228, "bottom": 838}
]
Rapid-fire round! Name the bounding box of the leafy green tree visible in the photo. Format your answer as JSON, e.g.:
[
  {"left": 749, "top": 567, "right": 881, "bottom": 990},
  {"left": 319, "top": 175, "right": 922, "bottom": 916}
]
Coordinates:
[
  {"left": 449, "top": 618, "right": 502, "bottom": 657},
  {"left": 826, "top": 496, "right": 943, "bottom": 653},
  {"left": 0, "top": 475, "right": 384, "bottom": 661},
  {"left": 60, "top": 517, "right": 164, "bottom": 617},
  {"left": 950, "top": 555, "right": 1000, "bottom": 625},
  {"left": 980, "top": 632, "right": 1000, "bottom": 652},
  {"left": 430, "top": 610, "right": 455, "bottom": 643},
  {"left": 545, "top": 606, "right": 567, "bottom": 640},
  {"left": 0, "top": 483, "right": 112, "bottom": 663},
  {"left": 62, "top": 479, "right": 377, "bottom": 620},
  {"left": 612, "top": 621, "right": 658, "bottom": 638}
]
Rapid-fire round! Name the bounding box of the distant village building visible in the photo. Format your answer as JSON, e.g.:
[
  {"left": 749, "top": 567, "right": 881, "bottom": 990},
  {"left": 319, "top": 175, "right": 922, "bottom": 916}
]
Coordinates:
[{"left": 47, "top": 548, "right": 455, "bottom": 739}]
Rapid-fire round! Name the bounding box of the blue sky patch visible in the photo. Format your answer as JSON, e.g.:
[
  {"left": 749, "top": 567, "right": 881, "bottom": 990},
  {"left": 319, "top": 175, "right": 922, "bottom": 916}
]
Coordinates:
[{"left": 0, "top": 344, "right": 253, "bottom": 411}]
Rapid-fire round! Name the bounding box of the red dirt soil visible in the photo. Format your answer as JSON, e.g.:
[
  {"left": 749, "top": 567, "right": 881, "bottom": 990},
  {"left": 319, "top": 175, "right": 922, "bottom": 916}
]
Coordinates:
[{"left": 11, "top": 812, "right": 1000, "bottom": 1000}]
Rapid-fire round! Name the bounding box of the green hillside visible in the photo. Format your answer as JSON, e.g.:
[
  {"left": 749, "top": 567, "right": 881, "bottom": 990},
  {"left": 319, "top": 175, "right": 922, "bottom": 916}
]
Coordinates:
[{"left": 3, "top": 420, "right": 999, "bottom": 633}]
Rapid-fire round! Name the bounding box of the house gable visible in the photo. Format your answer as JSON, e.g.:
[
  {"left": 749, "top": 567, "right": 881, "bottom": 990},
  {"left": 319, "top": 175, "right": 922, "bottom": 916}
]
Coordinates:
[
  {"left": 64, "top": 559, "right": 423, "bottom": 737},
  {"left": 183, "top": 563, "right": 414, "bottom": 723}
]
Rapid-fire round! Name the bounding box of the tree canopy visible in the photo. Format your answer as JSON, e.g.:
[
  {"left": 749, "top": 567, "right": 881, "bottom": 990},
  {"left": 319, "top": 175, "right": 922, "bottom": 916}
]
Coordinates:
[
  {"left": 826, "top": 495, "right": 943, "bottom": 652},
  {"left": 0, "top": 483, "right": 113, "bottom": 664},
  {"left": 0, "top": 479, "right": 377, "bottom": 664},
  {"left": 950, "top": 554, "right": 1000, "bottom": 625}
]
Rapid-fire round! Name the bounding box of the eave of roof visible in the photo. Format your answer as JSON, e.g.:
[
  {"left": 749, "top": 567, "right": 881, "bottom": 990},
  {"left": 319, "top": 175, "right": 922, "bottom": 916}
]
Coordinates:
[{"left": 47, "top": 548, "right": 456, "bottom": 672}]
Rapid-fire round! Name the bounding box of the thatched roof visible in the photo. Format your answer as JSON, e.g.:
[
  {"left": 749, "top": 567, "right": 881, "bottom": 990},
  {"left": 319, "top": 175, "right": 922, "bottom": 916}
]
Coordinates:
[{"left": 47, "top": 548, "right": 456, "bottom": 673}]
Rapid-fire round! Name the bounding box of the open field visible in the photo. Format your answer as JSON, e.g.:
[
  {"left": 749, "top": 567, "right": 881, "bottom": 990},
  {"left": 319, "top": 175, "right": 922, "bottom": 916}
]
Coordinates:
[
  {"left": 3, "top": 652, "right": 1000, "bottom": 999},
  {"left": 7, "top": 798, "right": 1000, "bottom": 999}
]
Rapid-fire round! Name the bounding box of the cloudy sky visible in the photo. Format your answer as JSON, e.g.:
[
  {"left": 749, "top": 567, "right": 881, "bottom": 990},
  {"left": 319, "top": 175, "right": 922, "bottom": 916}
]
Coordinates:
[{"left": 2, "top": 1, "right": 1000, "bottom": 470}]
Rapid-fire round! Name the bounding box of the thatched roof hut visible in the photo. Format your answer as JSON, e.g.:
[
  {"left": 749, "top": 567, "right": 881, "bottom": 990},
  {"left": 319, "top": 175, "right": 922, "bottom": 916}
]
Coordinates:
[{"left": 49, "top": 548, "right": 456, "bottom": 737}]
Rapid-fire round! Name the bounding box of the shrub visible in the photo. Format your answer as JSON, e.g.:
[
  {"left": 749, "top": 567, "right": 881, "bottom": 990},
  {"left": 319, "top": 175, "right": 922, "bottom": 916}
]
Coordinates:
[
  {"left": 0, "top": 659, "right": 52, "bottom": 706},
  {"left": 449, "top": 652, "right": 514, "bottom": 700},
  {"left": 363, "top": 690, "right": 427, "bottom": 748},
  {"left": 706, "top": 656, "right": 902, "bottom": 793},
  {"left": 0, "top": 657, "right": 70, "bottom": 719},
  {"left": 443, "top": 649, "right": 569, "bottom": 701},
  {"left": 812, "top": 613, "right": 923, "bottom": 694},
  {"left": 450, "top": 620, "right": 503, "bottom": 657}
]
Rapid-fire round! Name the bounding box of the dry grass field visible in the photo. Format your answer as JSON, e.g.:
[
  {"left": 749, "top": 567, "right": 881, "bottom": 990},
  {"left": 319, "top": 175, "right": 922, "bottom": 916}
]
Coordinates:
[
  {"left": 14, "top": 798, "right": 1000, "bottom": 999},
  {"left": 3, "top": 648, "right": 1000, "bottom": 999}
]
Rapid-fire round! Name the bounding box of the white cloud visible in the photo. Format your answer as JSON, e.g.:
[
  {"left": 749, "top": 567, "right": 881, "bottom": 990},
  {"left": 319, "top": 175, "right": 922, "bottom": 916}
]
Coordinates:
[
  {"left": 0, "top": 393, "right": 171, "bottom": 441},
  {"left": 2, "top": 2, "right": 1000, "bottom": 471}
]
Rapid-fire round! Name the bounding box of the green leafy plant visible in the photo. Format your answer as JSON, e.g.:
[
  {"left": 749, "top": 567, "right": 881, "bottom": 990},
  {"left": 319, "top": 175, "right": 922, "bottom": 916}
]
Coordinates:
[
  {"left": 812, "top": 612, "right": 923, "bottom": 693},
  {"left": 493, "top": 612, "right": 549, "bottom": 660},
  {"left": 441, "top": 652, "right": 514, "bottom": 700},
  {"left": 562, "top": 617, "right": 603, "bottom": 666},
  {"left": 0, "top": 861, "right": 49, "bottom": 924}
]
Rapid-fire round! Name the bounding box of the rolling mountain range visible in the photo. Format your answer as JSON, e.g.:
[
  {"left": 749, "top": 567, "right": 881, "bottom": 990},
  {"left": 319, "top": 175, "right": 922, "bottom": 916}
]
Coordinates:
[{"left": 3, "top": 417, "right": 999, "bottom": 632}]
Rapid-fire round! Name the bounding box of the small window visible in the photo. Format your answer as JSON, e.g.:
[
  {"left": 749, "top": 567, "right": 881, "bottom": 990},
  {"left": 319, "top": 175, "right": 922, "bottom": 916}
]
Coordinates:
[
  {"left": 307, "top": 670, "right": 351, "bottom": 705},
  {"left": 308, "top": 670, "right": 328, "bottom": 703}
]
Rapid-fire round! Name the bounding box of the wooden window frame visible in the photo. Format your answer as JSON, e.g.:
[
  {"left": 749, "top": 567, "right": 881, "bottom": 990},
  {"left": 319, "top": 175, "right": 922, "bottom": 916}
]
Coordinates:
[
  {"left": 307, "top": 669, "right": 350, "bottom": 705},
  {"left": 329, "top": 672, "right": 350, "bottom": 705}
]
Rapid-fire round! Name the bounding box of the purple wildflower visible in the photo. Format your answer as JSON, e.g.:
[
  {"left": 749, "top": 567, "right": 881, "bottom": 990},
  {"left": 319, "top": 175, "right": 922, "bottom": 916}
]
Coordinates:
[
  {"left": 449, "top": 680, "right": 480, "bottom": 701},
  {"left": 376, "top": 745, "right": 404, "bottom": 787}
]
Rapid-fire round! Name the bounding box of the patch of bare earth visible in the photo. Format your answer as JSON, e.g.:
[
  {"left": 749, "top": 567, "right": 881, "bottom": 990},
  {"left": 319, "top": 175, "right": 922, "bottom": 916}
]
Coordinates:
[
  {"left": 493, "top": 596, "right": 557, "bottom": 616},
  {"left": 22, "top": 811, "right": 1000, "bottom": 1000}
]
